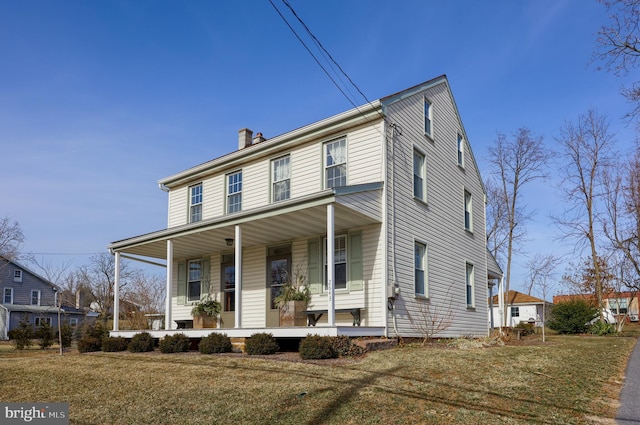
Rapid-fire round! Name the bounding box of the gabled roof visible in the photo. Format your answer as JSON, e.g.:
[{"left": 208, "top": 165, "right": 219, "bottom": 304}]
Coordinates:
[
  {"left": 490, "top": 290, "right": 550, "bottom": 306},
  {"left": 0, "top": 256, "right": 59, "bottom": 291}
]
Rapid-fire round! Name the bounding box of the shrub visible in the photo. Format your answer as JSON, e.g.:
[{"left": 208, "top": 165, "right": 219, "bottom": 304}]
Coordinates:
[
  {"left": 102, "top": 336, "right": 129, "bottom": 352},
  {"left": 299, "top": 335, "right": 337, "bottom": 360},
  {"left": 128, "top": 332, "right": 155, "bottom": 353},
  {"left": 199, "top": 333, "right": 233, "bottom": 354},
  {"left": 513, "top": 322, "right": 535, "bottom": 337},
  {"left": 331, "top": 335, "right": 366, "bottom": 357},
  {"left": 245, "top": 333, "right": 279, "bottom": 355},
  {"left": 590, "top": 321, "right": 617, "bottom": 336},
  {"left": 9, "top": 317, "right": 34, "bottom": 350},
  {"left": 59, "top": 323, "right": 73, "bottom": 348},
  {"left": 83, "top": 322, "right": 109, "bottom": 340},
  {"left": 77, "top": 337, "right": 102, "bottom": 353},
  {"left": 548, "top": 299, "right": 598, "bottom": 334},
  {"left": 35, "top": 322, "right": 55, "bottom": 349},
  {"left": 159, "top": 333, "right": 191, "bottom": 353}
]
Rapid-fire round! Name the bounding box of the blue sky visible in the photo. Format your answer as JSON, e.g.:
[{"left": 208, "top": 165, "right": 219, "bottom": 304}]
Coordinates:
[{"left": 0, "top": 1, "right": 635, "bottom": 296}]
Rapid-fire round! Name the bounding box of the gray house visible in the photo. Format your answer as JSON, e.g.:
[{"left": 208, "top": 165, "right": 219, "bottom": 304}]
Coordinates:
[
  {"left": 109, "top": 75, "right": 503, "bottom": 340},
  {"left": 0, "top": 257, "right": 87, "bottom": 339}
]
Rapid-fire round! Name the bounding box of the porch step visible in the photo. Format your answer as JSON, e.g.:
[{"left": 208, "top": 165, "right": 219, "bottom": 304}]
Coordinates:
[{"left": 354, "top": 338, "right": 397, "bottom": 352}]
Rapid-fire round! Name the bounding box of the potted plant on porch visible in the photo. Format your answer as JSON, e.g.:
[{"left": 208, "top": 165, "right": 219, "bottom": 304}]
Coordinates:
[
  {"left": 274, "top": 263, "right": 311, "bottom": 327},
  {"left": 191, "top": 295, "right": 222, "bottom": 329}
]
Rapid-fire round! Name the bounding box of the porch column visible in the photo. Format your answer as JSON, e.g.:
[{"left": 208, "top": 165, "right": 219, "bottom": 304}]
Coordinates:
[
  {"left": 113, "top": 252, "right": 120, "bottom": 331},
  {"left": 498, "top": 276, "right": 504, "bottom": 329},
  {"left": 165, "top": 239, "right": 173, "bottom": 330},
  {"left": 234, "top": 225, "right": 242, "bottom": 328},
  {"left": 327, "top": 204, "right": 335, "bottom": 326}
]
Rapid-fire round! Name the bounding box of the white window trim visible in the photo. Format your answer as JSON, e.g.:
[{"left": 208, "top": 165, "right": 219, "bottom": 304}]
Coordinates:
[
  {"left": 414, "top": 240, "right": 428, "bottom": 297},
  {"left": 271, "top": 155, "right": 291, "bottom": 203},
  {"left": 466, "top": 262, "right": 475, "bottom": 308},
  {"left": 323, "top": 138, "right": 347, "bottom": 189},
  {"left": 13, "top": 269, "right": 22, "bottom": 283},
  {"left": 464, "top": 190, "right": 473, "bottom": 232},
  {"left": 189, "top": 183, "right": 203, "bottom": 223},
  {"left": 35, "top": 317, "right": 52, "bottom": 327},
  {"left": 413, "top": 147, "right": 427, "bottom": 203},
  {"left": 187, "top": 259, "right": 203, "bottom": 303},
  {"left": 424, "top": 98, "right": 433, "bottom": 139},
  {"left": 457, "top": 133, "right": 465, "bottom": 168},
  {"left": 31, "top": 290, "right": 41, "bottom": 306},
  {"left": 3, "top": 287, "right": 13, "bottom": 304},
  {"left": 226, "top": 170, "right": 243, "bottom": 214},
  {"left": 323, "top": 234, "right": 348, "bottom": 292}
]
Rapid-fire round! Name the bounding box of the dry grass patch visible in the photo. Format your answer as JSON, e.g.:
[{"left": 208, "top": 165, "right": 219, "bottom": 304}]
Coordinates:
[{"left": 0, "top": 335, "right": 635, "bottom": 424}]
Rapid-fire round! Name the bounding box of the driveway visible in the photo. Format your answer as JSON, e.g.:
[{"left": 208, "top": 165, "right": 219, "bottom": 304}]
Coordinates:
[{"left": 617, "top": 338, "right": 640, "bottom": 424}]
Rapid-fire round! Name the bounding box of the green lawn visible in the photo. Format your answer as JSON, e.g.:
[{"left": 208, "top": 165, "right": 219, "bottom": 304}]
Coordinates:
[{"left": 0, "top": 334, "right": 636, "bottom": 424}]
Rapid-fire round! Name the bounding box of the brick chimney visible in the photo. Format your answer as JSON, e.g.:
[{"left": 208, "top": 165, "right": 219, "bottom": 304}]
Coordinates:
[
  {"left": 253, "top": 132, "right": 266, "bottom": 144},
  {"left": 238, "top": 128, "right": 253, "bottom": 150}
]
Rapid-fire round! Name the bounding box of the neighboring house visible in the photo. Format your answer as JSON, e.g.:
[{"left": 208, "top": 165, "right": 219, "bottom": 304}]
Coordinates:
[
  {"left": 0, "top": 257, "right": 87, "bottom": 339},
  {"left": 554, "top": 292, "right": 639, "bottom": 322},
  {"left": 108, "top": 75, "right": 503, "bottom": 340},
  {"left": 490, "top": 290, "right": 552, "bottom": 328}
]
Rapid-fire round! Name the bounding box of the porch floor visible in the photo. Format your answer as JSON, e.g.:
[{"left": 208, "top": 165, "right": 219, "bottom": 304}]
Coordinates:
[{"left": 110, "top": 326, "right": 386, "bottom": 339}]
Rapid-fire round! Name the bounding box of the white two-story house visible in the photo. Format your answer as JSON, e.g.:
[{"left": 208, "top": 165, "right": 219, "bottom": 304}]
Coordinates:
[{"left": 109, "top": 75, "right": 502, "bottom": 339}]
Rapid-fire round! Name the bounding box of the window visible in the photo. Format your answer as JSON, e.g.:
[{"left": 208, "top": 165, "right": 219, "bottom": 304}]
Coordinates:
[
  {"left": 610, "top": 298, "right": 628, "bottom": 314},
  {"left": 187, "top": 260, "right": 202, "bottom": 302},
  {"left": 272, "top": 155, "right": 290, "bottom": 202},
  {"left": 3, "top": 287, "right": 13, "bottom": 304},
  {"left": 464, "top": 190, "right": 473, "bottom": 231},
  {"left": 511, "top": 307, "right": 520, "bottom": 317},
  {"left": 324, "top": 235, "right": 347, "bottom": 290},
  {"left": 415, "top": 242, "right": 427, "bottom": 296},
  {"left": 457, "top": 134, "right": 464, "bottom": 167},
  {"left": 424, "top": 99, "right": 433, "bottom": 138},
  {"left": 13, "top": 269, "right": 22, "bottom": 282},
  {"left": 35, "top": 317, "right": 52, "bottom": 327},
  {"left": 466, "top": 263, "right": 474, "bottom": 307},
  {"left": 68, "top": 317, "right": 79, "bottom": 327},
  {"left": 221, "top": 254, "right": 235, "bottom": 312},
  {"left": 324, "top": 139, "right": 347, "bottom": 188},
  {"left": 31, "top": 290, "right": 40, "bottom": 306},
  {"left": 413, "top": 149, "right": 426, "bottom": 201},
  {"left": 189, "top": 183, "right": 203, "bottom": 223},
  {"left": 227, "top": 171, "right": 242, "bottom": 213}
]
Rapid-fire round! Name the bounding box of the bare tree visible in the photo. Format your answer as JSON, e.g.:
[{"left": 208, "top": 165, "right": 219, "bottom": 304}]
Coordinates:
[
  {"left": 603, "top": 141, "right": 640, "bottom": 291},
  {"left": 485, "top": 177, "right": 510, "bottom": 263},
  {"left": 525, "top": 253, "right": 561, "bottom": 342},
  {"left": 0, "top": 216, "right": 25, "bottom": 263},
  {"left": 77, "top": 253, "right": 134, "bottom": 322},
  {"left": 486, "top": 128, "right": 550, "bottom": 326},
  {"left": 125, "top": 271, "right": 166, "bottom": 329},
  {"left": 594, "top": 0, "right": 640, "bottom": 122},
  {"left": 555, "top": 110, "right": 616, "bottom": 321}
]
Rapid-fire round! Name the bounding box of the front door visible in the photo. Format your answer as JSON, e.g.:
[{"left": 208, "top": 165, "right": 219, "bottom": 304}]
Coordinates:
[
  {"left": 265, "top": 245, "right": 291, "bottom": 327},
  {"left": 219, "top": 254, "right": 235, "bottom": 328}
]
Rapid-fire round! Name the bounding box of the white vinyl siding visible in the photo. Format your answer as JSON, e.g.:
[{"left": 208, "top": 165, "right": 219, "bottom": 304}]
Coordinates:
[{"left": 383, "top": 79, "right": 488, "bottom": 338}]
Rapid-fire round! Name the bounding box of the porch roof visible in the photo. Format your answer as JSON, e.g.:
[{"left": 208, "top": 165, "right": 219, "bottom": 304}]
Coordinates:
[{"left": 108, "top": 183, "right": 383, "bottom": 261}]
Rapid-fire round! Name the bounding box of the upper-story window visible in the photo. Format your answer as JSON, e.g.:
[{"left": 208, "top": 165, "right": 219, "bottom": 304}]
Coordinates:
[
  {"left": 464, "top": 190, "right": 473, "bottom": 232},
  {"left": 272, "top": 155, "right": 290, "bottom": 202},
  {"left": 457, "top": 134, "right": 465, "bottom": 167},
  {"left": 324, "top": 138, "right": 347, "bottom": 189},
  {"left": 227, "top": 171, "right": 242, "bottom": 214},
  {"left": 187, "top": 259, "right": 202, "bottom": 303},
  {"left": 189, "top": 183, "right": 203, "bottom": 223},
  {"left": 466, "top": 262, "right": 475, "bottom": 307},
  {"left": 424, "top": 99, "right": 433, "bottom": 138},
  {"left": 3, "top": 287, "right": 13, "bottom": 304},
  {"left": 415, "top": 241, "right": 427, "bottom": 296},
  {"left": 31, "top": 290, "right": 40, "bottom": 306},
  {"left": 413, "top": 149, "right": 426, "bottom": 201},
  {"left": 14, "top": 269, "right": 22, "bottom": 282}
]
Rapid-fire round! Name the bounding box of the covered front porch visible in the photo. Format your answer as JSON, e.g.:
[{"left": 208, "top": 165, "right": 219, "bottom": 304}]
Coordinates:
[{"left": 108, "top": 183, "right": 386, "bottom": 338}]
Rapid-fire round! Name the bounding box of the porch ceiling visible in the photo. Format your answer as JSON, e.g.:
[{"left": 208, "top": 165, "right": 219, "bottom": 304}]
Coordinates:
[{"left": 109, "top": 185, "right": 382, "bottom": 261}]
